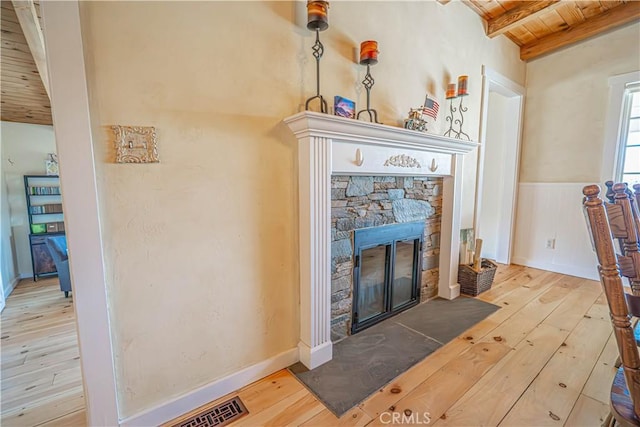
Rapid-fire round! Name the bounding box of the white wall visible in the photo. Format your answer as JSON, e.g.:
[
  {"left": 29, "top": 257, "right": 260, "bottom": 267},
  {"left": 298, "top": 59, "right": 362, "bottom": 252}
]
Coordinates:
[
  {"left": 513, "top": 23, "right": 640, "bottom": 279},
  {"left": 1, "top": 171, "right": 16, "bottom": 304},
  {"left": 0, "top": 121, "right": 57, "bottom": 284},
  {"left": 1, "top": 139, "right": 10, "bottom": 309},
  {"left": 77, "top": 1, "right": 525, "bottom": 420},
  {"left": 521, "top": 22, "right": 640, "bottom": 183}
]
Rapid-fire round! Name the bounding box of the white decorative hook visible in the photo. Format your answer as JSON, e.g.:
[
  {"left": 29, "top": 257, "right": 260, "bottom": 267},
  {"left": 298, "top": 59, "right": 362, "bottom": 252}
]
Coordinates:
[
  {"left": 355, "top": 148, "right": 364, "bottom": 166},
  {"left": 429, "top": 158, "right": 438, "bottom": 172}
]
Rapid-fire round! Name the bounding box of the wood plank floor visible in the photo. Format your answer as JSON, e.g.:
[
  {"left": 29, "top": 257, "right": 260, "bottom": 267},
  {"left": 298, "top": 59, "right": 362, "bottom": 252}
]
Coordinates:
[
  {"left": 0, "top": 266, "right": 615, "bottom": 426},
  {"left": 1, "top": 278, "right": 86, "bottom": 426},
  {"left": 169, "top": 264, "right": 616, "bottom": 427}
]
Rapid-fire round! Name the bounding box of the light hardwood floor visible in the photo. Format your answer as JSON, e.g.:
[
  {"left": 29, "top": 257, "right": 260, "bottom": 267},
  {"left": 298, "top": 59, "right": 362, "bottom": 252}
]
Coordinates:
[
  {"left": 1, "top": 266, "right": 616, "bottom": 427},
  {"left": 1, "top": 278, "right": 86, "bottom": 426},
  {"left": 169, "top": 264, "right": 616, "bottom": 427}
]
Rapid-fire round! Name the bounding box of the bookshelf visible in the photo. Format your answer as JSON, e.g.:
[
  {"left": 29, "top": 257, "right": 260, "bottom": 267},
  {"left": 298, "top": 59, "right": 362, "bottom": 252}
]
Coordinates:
[{"left": 24, "top": 175, "right": 66, "bottom": 280}]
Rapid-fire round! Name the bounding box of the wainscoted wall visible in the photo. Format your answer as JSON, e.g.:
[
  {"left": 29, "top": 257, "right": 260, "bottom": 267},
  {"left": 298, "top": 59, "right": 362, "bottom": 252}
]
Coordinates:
[{"left": 512, "top": 182, "right": 598, "bottom": 281}]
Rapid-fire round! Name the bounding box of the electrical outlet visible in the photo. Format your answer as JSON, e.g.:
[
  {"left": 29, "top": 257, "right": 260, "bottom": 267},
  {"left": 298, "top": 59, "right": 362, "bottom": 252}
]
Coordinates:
[{"left": 545, "top": 238, "right": 556, "bottom": 249}]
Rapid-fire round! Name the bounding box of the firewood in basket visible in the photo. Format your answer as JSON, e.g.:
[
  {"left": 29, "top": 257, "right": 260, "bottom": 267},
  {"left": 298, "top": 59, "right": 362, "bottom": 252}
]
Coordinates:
[{"left": 473, "top": 239, "right": 483, "bottom": 272}]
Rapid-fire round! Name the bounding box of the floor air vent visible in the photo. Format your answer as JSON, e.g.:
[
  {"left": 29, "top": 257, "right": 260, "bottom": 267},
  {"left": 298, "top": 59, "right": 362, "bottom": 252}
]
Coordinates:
[{"left": 174, "top": 396, "right": 248, "bottom": 427}]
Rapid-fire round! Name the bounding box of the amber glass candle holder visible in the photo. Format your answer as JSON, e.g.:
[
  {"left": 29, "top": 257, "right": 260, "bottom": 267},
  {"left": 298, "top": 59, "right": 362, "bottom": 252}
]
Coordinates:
[
  {"left": 454, "top": 76, "right": 470, "bottom": 140},
  {"left": 307, "top": 0, "right": 329, "bottom": 31},
  {"left": 304, "top": 1, "right": 330, "bottom": 113},
  {"left": 444, "top": 83, "right": 458, "bottom": 138}
]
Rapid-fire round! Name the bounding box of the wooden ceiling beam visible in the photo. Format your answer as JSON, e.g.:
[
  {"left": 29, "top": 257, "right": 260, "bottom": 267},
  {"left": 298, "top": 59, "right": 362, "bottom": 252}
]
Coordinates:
[
  {"left": 462, "top": 1, "right": 489, "bottom": 20},
  {"left": 11, "top": 0, "right": 50, "bottom": 99},
  {"left": 487, "top": 0, "right": 562, "bottom": 38},
  {"left": 520, "top": 0, "right": 640, "bottom": 60}
]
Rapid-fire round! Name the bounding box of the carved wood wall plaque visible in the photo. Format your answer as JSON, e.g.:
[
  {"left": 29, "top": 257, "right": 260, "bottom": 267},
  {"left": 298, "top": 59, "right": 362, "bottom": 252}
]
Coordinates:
[{"left": 113, "top": 125, "right": 159, "bottom": 163}]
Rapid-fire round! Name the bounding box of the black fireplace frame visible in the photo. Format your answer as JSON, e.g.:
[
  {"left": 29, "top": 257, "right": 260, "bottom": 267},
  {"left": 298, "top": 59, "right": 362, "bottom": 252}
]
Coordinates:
[{"left": 351, "top": 221, "right": 424, "bottom": 334}]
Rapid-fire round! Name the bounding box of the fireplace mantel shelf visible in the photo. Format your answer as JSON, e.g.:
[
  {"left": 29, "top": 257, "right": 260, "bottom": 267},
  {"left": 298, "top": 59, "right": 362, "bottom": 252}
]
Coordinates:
[
  {"left": 284, "top": 111, "right": 478, "bottom": 155},
  {"left": 284, "top": 111, "right": 478, "bottom": 370}
]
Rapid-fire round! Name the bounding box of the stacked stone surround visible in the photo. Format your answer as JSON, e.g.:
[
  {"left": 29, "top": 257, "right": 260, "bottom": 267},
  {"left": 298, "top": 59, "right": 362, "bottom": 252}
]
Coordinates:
[{"left": 330, "top": 175, "right": 443, "bottom": 342}]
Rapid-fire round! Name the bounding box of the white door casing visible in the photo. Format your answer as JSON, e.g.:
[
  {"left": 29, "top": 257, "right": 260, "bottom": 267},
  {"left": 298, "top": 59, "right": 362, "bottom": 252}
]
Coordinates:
[{"left": 475, "top": 66, "right": 525, "bottom": 265}]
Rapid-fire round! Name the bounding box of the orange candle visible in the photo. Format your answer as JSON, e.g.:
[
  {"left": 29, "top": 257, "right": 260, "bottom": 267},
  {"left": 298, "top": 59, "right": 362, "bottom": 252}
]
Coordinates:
[
  {"left": 446, "top": 83, "right": 457, "bottom": 99},
  {"left": 359, "top": 40, "right": 379, "bottom": 65},
  {"left": 457, "top": 75, "right": 468, "bottom": 96},
  {"left": 307, "top": 1, "right": 329, "bottom": 31}
]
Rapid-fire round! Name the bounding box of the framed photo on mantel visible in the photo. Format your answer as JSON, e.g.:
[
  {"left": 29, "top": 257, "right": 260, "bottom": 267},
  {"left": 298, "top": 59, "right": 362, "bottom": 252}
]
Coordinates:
[{"left": 334, "top": 96, "right": 355, "bottom": 119}]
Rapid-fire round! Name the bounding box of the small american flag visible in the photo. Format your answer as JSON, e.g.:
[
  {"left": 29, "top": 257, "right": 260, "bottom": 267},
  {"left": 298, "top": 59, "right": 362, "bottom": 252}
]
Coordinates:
[{"left": 423, "top": 96, "right": 439, "bottom": 120}]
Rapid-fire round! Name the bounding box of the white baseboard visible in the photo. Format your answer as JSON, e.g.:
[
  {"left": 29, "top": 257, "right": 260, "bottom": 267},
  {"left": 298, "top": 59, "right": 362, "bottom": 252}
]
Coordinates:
[
  {"left": 511, "top": 256, "right": 598, "bottom": 281},
  {"left": 2, "top": 275, "right": 20, "bottom": 299},
  {"left": 120, "top": 347, "right": 299, "bottom": 427},
  {"left": 298, "top": 340, "right": 332, "bottom": 369}
]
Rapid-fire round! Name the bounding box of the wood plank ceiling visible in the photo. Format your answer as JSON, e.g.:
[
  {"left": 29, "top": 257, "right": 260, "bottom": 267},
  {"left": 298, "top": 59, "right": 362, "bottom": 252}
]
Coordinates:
[
  {"left": 464, "top": 0, "right": 640, "bottom": 60},
  {"left": 1, "top": 0, "right": 52, "bottom": 126}
]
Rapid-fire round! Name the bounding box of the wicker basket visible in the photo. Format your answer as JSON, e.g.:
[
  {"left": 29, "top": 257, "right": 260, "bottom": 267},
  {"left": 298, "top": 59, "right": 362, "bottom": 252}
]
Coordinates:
[{"left": 458, "top": 259, "right": 498, "bottom": 296}]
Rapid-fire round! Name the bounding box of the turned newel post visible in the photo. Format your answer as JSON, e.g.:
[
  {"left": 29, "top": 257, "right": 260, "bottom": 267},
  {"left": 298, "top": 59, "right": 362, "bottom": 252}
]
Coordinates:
[{"left": 583, "top": 185, "right": 640, "bottom": 418}]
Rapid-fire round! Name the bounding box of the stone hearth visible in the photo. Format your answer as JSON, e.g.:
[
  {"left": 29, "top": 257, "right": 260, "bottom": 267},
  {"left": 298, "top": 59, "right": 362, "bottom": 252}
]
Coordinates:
[
  {"left": 284, "top": 111, "right": 477, "bottom": 369},
  {"left": 330, "top": 175, "right": 442, "bottom": 341}
]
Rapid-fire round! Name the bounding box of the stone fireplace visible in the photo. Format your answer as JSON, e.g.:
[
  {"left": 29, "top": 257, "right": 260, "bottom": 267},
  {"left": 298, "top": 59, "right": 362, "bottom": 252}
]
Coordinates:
[
  {"left": 330, "top": 175, "right": 442, "bottom": 341},
  {"left": 284, "top": 111, "right": 477, "bottom": 369}
]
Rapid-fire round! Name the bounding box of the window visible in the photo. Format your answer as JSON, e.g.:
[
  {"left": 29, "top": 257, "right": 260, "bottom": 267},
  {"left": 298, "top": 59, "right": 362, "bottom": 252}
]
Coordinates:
[
  {"left": 618, "top": 84, "right": 640, "bottom": 185},
  {"left": 601, "top": 71, "right": 640, "bottom": 184}
]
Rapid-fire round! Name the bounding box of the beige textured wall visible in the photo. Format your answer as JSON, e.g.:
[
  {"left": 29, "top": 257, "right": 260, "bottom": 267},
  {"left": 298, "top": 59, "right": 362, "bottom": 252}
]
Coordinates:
[
  {"left": 521, "top": 22, "right": 640, "bottom": 183},
  {"left": 79, "top": 1, "right": 525, "bottom": 417}
]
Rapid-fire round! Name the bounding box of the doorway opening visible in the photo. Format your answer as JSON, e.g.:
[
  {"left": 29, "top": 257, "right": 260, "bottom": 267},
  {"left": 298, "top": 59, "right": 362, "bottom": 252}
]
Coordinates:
[{"left": 474, "top": 67, "right": 525, "bottom": 265}]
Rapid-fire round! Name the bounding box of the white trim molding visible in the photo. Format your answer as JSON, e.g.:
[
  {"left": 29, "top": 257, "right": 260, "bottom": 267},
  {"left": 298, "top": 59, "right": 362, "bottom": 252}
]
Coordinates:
[
  {"left": 475, "top": 66, "right": 525, "bottom": 265},
  {"left": 601, "top": 70, "right": 640, "bottom": 184},
  {"left": 120, "top": 348, "right": 299, "bottom": 427},
  {"left": 40, "top": 1, "right": 119, "bottom": 425},
  {"left": 284, "top": 111, "right": 478, "bottom": 369}
]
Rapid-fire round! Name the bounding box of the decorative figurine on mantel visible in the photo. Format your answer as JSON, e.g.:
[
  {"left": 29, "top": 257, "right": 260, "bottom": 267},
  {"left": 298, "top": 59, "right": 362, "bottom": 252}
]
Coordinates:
[
  {"left": 305, "top": 0, "right": 330, "bottom": 113},
  {"left": 403, "top": 94, "right": 439, "bottom": 133}
]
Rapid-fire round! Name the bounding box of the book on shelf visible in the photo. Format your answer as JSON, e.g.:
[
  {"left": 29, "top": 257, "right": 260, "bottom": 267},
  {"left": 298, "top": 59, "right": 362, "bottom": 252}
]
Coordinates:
[
  {"left": 30, "top": 221, "right": 65, "bottom": 234},
  {"left": 30, "top": 203, "right": 63, "bottom": 214},
  {"left": 29, "top": 186, "right": 61, "bottom": 195}
]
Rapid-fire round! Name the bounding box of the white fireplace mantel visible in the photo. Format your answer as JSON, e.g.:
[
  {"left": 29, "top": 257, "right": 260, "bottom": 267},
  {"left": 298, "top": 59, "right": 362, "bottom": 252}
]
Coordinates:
[{"left": 284, "top": 111, "right": 478, "bottom": 369}]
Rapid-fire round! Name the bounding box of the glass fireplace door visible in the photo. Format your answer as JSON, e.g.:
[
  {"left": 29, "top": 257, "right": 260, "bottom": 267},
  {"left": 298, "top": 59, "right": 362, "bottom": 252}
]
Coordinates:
[
  {"left": 392, "top": 239, "right": 419, "bottom": 309},
  {"left": 352, "top": 222, "right": 424, "bottom": 334},
  {"left": 358, "top": 244, "right": 389, "bottom": 323}
]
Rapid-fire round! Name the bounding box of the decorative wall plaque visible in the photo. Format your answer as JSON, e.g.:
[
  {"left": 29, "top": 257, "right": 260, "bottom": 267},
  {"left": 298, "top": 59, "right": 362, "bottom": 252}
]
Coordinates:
[
  {"left": 383, "top": 154, "right": 421, "bottom": 168},
  {"left": 113, "top": 125, "right": 159, "bottom": 163},
  {"left": 45, "top": 153, "right": 59, "bottom": 175}
]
